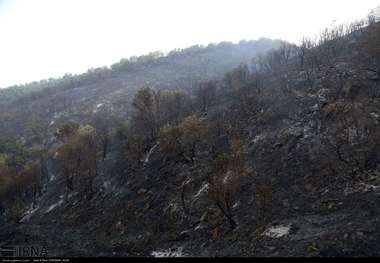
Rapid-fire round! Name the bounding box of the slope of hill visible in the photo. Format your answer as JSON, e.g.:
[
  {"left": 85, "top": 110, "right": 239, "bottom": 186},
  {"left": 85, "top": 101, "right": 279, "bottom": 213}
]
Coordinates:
[
  {"left": 1, "top": 19, "right": 380, "bottom": 257},
  {"left": 0, "top": 39, "right": 281, "bottom": 146}
]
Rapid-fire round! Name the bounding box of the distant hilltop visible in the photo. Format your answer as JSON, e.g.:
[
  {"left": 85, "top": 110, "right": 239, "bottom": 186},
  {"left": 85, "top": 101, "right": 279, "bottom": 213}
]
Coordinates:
[{"left": 368, "top": 6, "right": 380, "bottom": 21}]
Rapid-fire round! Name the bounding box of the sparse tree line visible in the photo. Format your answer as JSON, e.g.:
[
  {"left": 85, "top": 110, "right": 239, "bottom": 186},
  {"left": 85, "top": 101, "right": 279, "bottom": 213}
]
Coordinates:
[{"left": 0, "top": 149, "right": 47, "bottom": 222}]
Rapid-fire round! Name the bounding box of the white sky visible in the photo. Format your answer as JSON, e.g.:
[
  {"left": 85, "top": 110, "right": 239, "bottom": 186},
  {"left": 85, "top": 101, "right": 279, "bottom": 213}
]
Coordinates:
[{"left": 0, "top": 0, "right": 379, "bottom": 88}]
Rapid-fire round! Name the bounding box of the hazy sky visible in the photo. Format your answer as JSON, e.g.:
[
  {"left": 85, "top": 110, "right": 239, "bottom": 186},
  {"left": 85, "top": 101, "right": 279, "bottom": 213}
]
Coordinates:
[{"left": 0, "top": 0, "right": 379, "bottom": 88}]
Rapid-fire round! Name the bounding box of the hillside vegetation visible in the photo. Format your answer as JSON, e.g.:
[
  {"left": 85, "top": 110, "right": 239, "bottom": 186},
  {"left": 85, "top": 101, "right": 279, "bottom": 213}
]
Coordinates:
[{"left": 0, "top": 17, "right": 380, "bottom": 257}]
